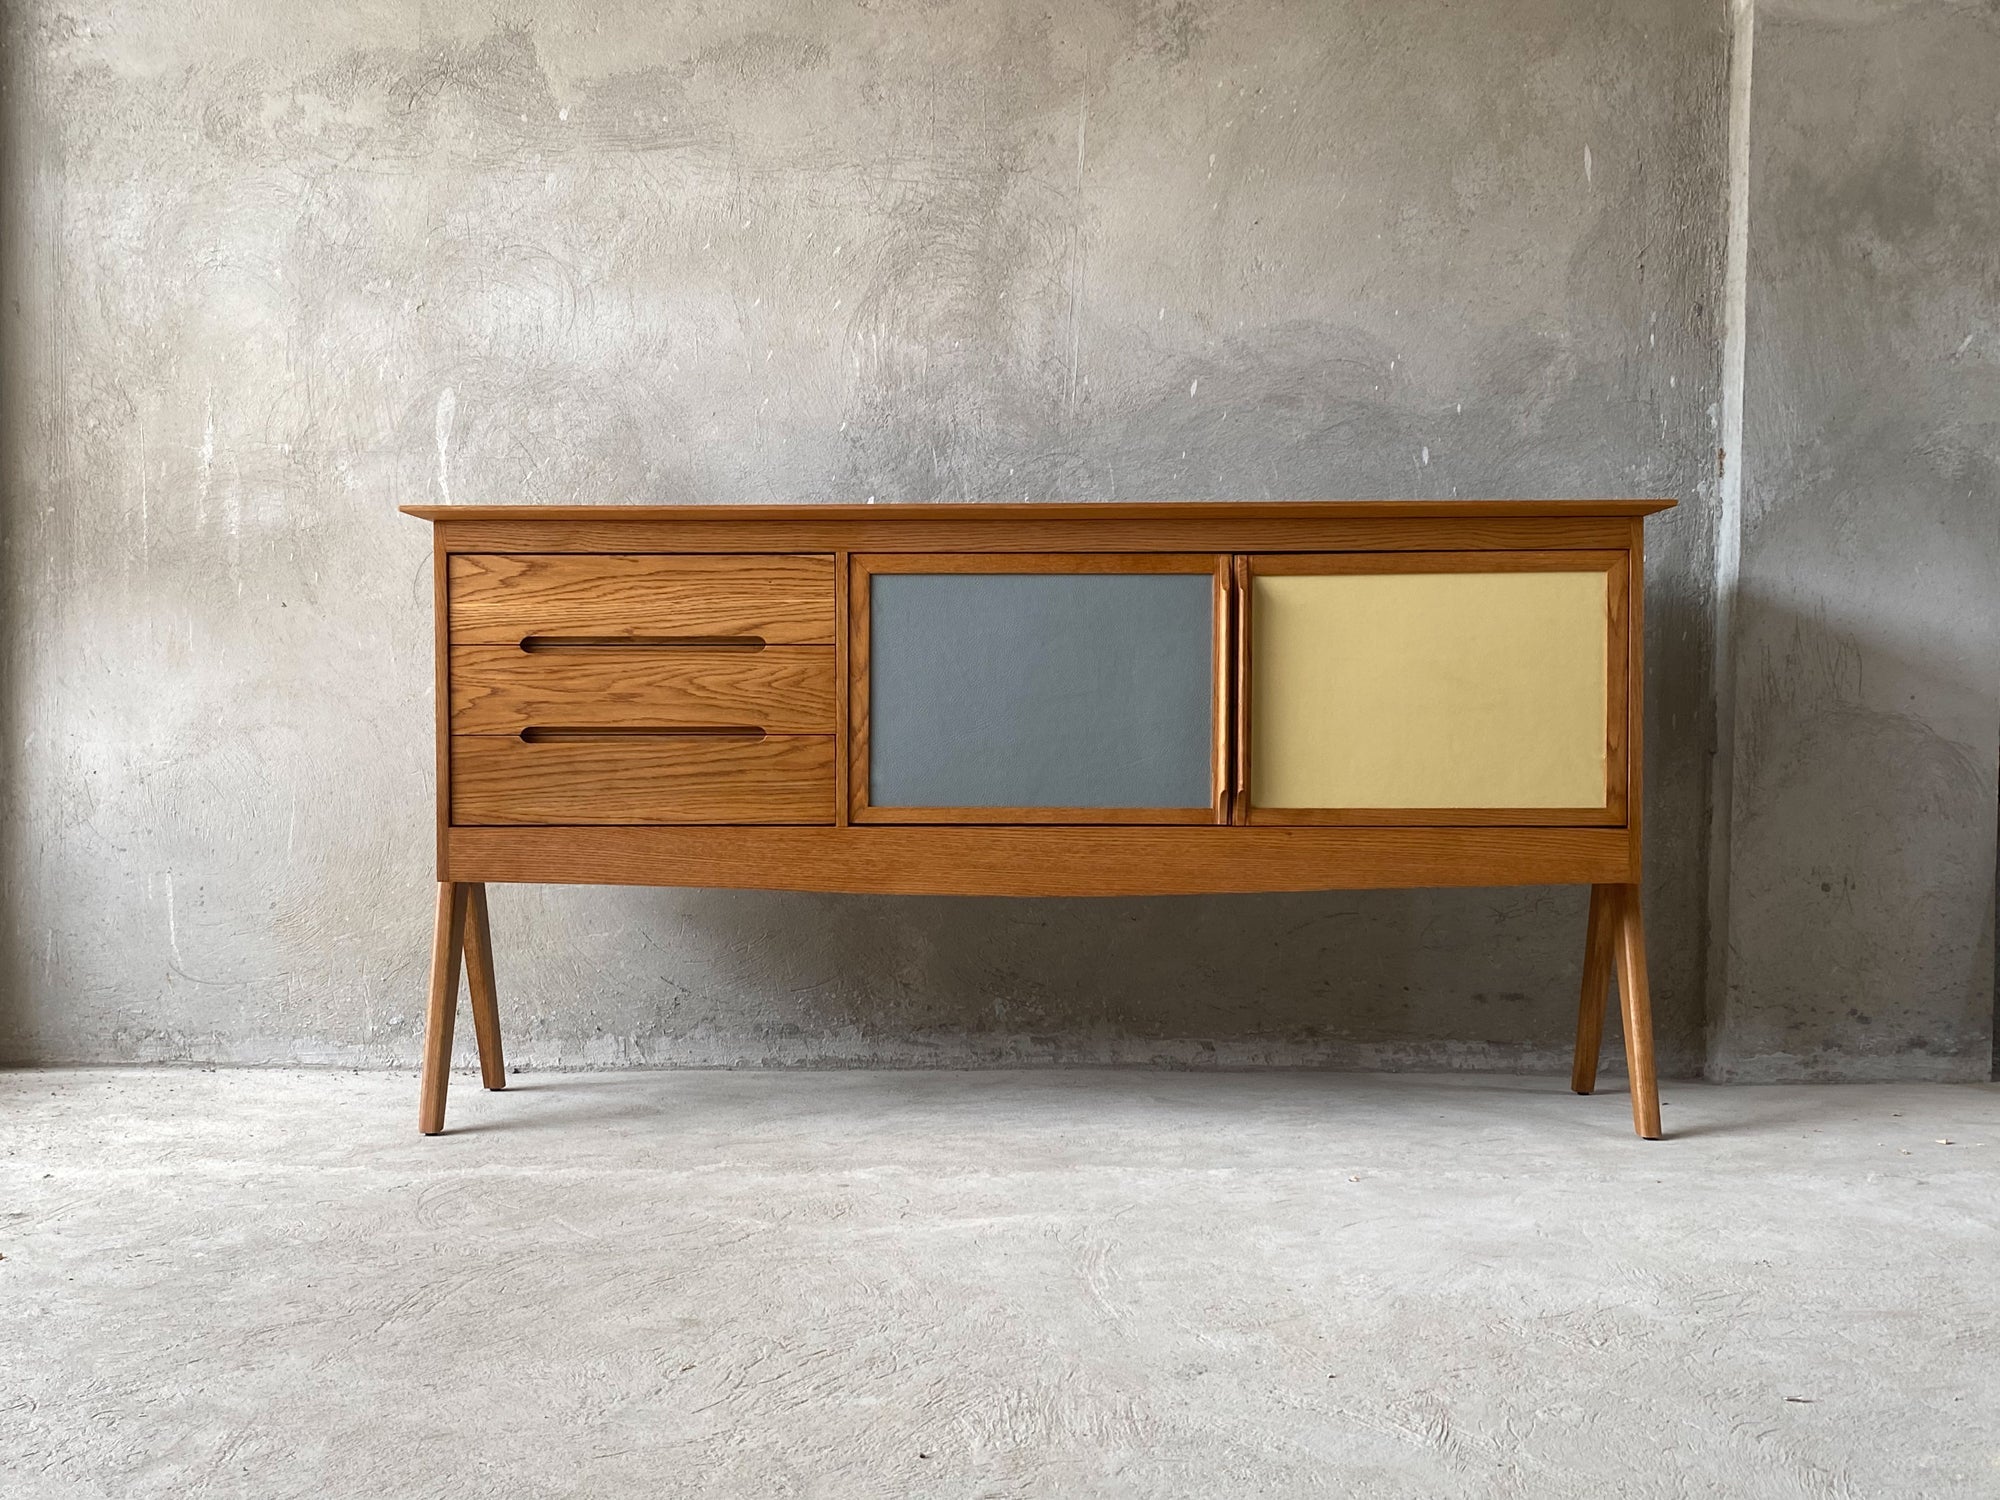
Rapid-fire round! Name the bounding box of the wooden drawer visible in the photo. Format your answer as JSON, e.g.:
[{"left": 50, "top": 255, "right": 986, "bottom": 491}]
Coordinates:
[
  {"left": 452, "top": 734, "right": 835, "bottom": 825},
  {"left": 449, "top": 646, "right": 836, "bottom": 735},
  {"left": 448, "top": 554, "right": 835, "bottom": 644}
]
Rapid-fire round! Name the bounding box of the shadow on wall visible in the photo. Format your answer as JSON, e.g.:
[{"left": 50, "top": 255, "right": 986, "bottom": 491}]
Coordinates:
[
  {"left": 1715, "top": 585, "right": 1999, "bottom": 1082},
  {"left": 0, "top": 27, "right": 23, "bottom": 1061},
  {"left": 473, "top": 880, "right": 1652, "bottom": 1076}
]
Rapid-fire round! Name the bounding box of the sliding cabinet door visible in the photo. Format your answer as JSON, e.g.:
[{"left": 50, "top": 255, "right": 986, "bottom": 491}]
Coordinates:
[
  {"left": 852, "top": 554, "right": 1229, "bottom": 823},
  {"left": 1239, "top": 551, "right": 1628, "bottom": 825}
]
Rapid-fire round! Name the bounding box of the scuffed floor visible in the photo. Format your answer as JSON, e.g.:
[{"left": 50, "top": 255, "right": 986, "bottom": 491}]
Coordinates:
[{"left": 3, "top": 1068, "right": 1997, "bottom": 1498}]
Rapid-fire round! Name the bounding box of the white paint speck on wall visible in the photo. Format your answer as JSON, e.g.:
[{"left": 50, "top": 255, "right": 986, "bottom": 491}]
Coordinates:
[
  {"left": 434, "top": 388, "right": 456, "bottom": 505},
  {"left": 197, "top": 388, "right": 214, "bottom": 525}
]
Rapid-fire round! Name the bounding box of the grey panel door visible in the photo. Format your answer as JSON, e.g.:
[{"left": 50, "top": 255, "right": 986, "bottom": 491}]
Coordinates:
[{"left": 867, "top": 568, "right": 1216, "bottom": 812}]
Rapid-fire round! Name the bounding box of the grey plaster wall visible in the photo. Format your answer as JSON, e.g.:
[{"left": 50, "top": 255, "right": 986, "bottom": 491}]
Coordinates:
[
  {"left": 0, "top": 1, "right": 1726, "bottom": 1071},
  {"left": 1709, "top": 0, "right": 2000, "bottom": 1082}
]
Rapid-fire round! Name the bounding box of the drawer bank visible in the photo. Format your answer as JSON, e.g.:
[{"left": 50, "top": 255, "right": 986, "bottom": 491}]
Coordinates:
[{"left": 403, "top": 500, "right": 1674, "bottom": 1138}]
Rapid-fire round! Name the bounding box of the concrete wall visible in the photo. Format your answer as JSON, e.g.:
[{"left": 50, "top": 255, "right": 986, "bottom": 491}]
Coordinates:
[
  {"left": 1709, "top": 0, "right": 2000, "bottom": 1081},
  {"left": 1, "top": 1, "right": 1728, "bottom": 1071}
]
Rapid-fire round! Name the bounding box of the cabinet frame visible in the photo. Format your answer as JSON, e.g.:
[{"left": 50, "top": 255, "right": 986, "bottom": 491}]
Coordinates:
[{"left": 847, "top": 552, "right": 1234, "bottom": 826}]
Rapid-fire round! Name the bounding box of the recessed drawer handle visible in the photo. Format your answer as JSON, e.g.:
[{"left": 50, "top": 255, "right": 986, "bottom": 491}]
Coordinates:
[
  {"left": 517, "top": 635, "right": 767, "bottom": 653},
  {"left": 519, "top": 726, "right": 768, "bottom": 743}
]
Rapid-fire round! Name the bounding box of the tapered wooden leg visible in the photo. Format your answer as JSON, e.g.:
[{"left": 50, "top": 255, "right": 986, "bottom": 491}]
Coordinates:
[
  {"left": 420, "top": 882, "right": 471, "bottom": 1136},
  {"left": 462, "top": 883, "right": 506, "bottom": 1091},
  {"left": 1571, "top": 884, "right": 1619, "bottom": 1094},
  {"left": 1612, "top": 884, "right": 1663, "bottom": 1140}
]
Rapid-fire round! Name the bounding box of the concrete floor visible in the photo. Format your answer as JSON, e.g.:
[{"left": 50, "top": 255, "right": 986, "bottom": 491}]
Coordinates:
[{"left": 4, "top": 1069, "right": 1997, "bottom": 1499}]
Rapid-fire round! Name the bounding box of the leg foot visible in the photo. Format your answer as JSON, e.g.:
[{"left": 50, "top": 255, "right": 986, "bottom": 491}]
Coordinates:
[
  {"left": 1571, "top": 884, "right": 1618, "bottom": 1094},
  {"left": 462, "top": 883, "right": 506, "bottom": 1091},
  {"left": 1612, "top": 884, "right": 1663, "bottom": 1140},
  {"left": 420, "top": 882, "right": 471, "bottom": 1136}
]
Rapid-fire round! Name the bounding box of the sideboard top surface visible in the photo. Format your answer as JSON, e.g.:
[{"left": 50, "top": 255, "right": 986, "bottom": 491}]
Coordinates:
[{"left": 401, "top": 499, "right": 1675, "bottom": 523}]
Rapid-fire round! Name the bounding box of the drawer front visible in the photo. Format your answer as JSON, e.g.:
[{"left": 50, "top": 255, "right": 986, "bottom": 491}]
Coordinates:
[
  {"left": 450, "top": 646, "right": 836, "bottom": 735},
  {"left": 452, "top": 734, "right": 835, "bottom": 825},
  {"left": 448, "top": 554, "right": 836, "bottom": 644}
]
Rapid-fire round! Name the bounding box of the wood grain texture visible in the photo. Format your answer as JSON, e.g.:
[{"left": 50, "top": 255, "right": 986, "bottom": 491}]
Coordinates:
[
  {"left": 452, "top": 733, "right": 835, "bottom": 825},
  {"left": 1623, "top": 532, "right": 1652, "bottom": 1136},
  {"left": 1572, "top": 883, "right": 1619, "bottom": 1094},
  {"left": 1627, "top": 518, "right": 1647, "bottom": 875},
  {"left": 834, "top": 550, "right": 851, "bottom": 828},
  {"left": 1605, "top": 555, "right": 1631, "bottom": 827},
  {"left": 851, "top": 805, "right": 1218, "bottom": 826},
  {"left": 1247, "top": 549, "right": 1628, "bottom": 575},
  {"left": 846, "top": 554, "right": 871, "bottom": 822},
  {"left": 428, "top": 516, "right": 1643, "bottom": 557},
  {"left": 433, "top": 539, "right": 451, "bottom": 878},
  {"left": 419, "top": 881, "right": 470, "bottom": 1135},
  {"left": 1248, "top": 805, "right": 1623, "bottom": 827},
  {"left": 852, "top": 551, "right": 1224, "bottom": 574},
  {"left": 1212, "top": 557, "right": 1231, "bottom": 825},
  {"left": 448, "top": 553, "right": 836, "bottom": 644},
  {"left": 1613, "top": 884, "right": 1663, "bottom": 1139},
  {"left": 449, "top": 645, "right": 835, "bottom": 734},
  {"left": 1232, "top": 556, "right": 1251, "bottom": 826},
  {"left": 444, "top": 824, "right": 1636, "bottom": 895},
  {"left": 462, "top": 882, "right": 505, "bottom": 1092}
]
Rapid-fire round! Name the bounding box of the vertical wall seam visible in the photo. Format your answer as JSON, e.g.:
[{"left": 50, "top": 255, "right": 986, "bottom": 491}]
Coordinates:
[{"left": 1705, "top": 0, "right": 1756, "bottom": 1079}]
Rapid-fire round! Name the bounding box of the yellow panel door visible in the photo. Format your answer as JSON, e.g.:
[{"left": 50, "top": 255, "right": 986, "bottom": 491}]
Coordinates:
[{"left": 1248, "top": 556, "right": 1621, "bottom": 817}]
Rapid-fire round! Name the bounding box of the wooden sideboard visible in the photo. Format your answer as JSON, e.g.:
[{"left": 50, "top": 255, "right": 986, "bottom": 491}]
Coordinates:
[{"left": 403, "top": 500, "right": 1675, "bottom": 1138}]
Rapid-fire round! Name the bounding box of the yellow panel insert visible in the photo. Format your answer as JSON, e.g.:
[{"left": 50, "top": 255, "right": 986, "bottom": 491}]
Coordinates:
[{"left": 1252, "top": 570, "right": 1609, "bottom": 809}]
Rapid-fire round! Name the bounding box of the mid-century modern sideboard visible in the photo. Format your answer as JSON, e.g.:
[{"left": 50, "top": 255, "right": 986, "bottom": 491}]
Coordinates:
[{"left": 403, "top": 499, "right": 1674, "bottom": 1138}]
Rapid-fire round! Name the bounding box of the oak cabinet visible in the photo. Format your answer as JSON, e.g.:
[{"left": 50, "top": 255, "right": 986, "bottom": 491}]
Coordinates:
[{"left": 404, "top": 501, "right": 1672, "bottom": 1139}]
